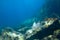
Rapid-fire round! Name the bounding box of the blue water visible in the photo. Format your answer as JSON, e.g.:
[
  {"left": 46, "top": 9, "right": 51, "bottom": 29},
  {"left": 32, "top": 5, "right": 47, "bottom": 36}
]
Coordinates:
[{"left": 0, "top": 0, "right": 45, "bottom": 27}]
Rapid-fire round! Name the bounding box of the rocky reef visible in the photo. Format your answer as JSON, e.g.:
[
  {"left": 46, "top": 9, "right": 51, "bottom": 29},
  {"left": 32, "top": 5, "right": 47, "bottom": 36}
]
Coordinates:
[{"left": 0, "top": 18, "right": 60, "bottom": 40}]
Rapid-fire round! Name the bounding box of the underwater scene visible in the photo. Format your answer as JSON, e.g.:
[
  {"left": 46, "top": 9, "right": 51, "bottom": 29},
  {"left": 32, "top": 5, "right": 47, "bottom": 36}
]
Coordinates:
[{"left": 0, "top": 0, "right": 60, "bottom": 40}]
